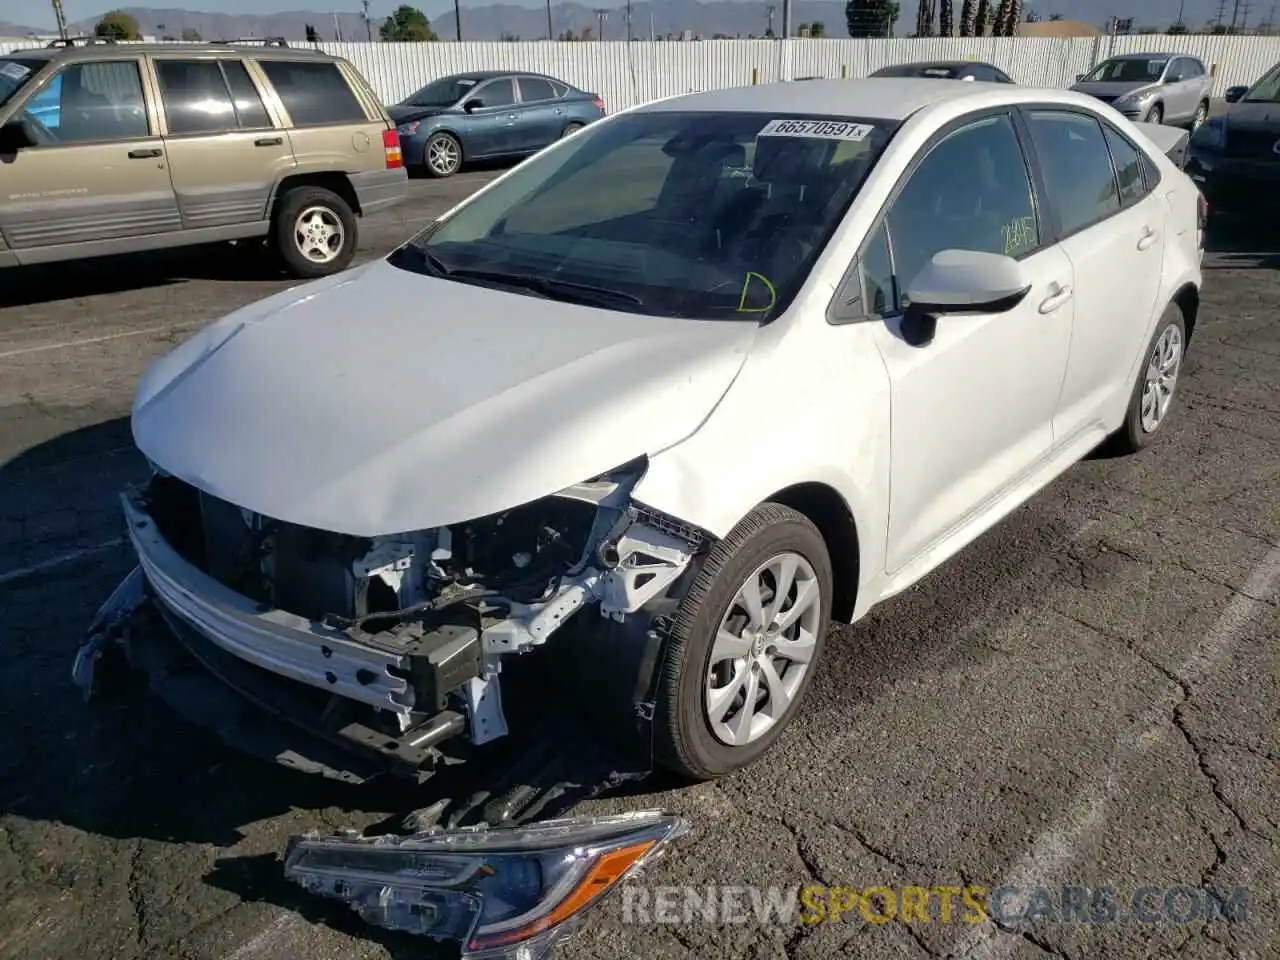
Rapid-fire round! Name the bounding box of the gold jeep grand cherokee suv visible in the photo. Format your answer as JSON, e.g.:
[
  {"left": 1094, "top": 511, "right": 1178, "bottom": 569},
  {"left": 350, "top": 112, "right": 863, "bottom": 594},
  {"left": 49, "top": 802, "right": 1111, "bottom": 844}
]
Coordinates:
[{"left": 0, "top": 37, "right": 408, "bottom": 278}]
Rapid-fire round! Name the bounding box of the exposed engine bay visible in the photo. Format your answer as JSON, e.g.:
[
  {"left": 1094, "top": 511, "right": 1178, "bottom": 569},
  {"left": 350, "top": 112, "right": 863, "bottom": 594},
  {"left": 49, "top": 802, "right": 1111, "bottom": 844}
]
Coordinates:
[{"left": 123, "top": 458, "right": 710, "bottom": 780}]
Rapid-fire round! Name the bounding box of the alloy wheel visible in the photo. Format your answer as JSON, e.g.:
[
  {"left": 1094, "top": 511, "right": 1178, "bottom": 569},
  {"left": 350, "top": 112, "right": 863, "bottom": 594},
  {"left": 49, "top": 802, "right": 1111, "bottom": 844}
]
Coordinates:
[
  {"left": 704, "top": 552, "right": 823, "bottom": 747},
  {"left": 293, "top": 206, "right": 344, "bottom": 264},
  {"left": 1141, "top": 323, "right": 1183, "bottom": 433}
]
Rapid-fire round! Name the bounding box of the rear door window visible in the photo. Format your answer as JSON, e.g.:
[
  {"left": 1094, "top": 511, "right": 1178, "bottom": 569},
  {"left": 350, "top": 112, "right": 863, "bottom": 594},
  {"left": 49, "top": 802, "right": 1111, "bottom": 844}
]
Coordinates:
[
  {"left": 257, "top": 59, "right": 367, "bottom": 126},
  {"left": 1025, "top": 110, "right": 1121, "bottom": 238},
  {"left": 518, "top": 77, "right": 558, "bottom": 102},
  {"left": 156, "top": 60, "right": 273, "bottom": 135}
]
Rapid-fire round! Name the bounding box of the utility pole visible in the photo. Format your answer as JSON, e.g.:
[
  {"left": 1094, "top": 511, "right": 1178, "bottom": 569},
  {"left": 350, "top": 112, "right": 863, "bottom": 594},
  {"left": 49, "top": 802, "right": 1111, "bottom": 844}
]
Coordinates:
[
  {"left": 1214, "top": 0, "right": 1228, "bottom": 27},
  {"left": 362, "top": 0, "right": 373, "bottom": 40},
  {"left": 1239, "top": 0, "right": 1252, "bottom": 29},
  {"left": 50, "top": 0, "right": 69, "bottom": 39},
  {"left": 546, "top": 0, "right": 553, "bottom": 39},
  {"left": 1229, "top": 0, "right": 1242, "bottom": 30},
  {"left": 782, "top": 0, "right": 792, "bottom": 37},
  {"left": 454, "top": 0, "right": 462, "bottom": 40},
  {"left": 625, "top": 0, "right": 633, "bottom": 41},
  {"left": 593, "top": 7, "right": 607, "bottom": 38},
  {"left": 766, "top": 3, "right": 775, "bottom": 35}
]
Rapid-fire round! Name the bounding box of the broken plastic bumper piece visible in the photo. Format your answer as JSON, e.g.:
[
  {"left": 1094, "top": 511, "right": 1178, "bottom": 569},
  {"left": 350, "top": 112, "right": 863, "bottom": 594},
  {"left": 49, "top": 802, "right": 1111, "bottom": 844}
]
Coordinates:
[{"left": 284, "top": 810, "right": 689, "bottom": 959}]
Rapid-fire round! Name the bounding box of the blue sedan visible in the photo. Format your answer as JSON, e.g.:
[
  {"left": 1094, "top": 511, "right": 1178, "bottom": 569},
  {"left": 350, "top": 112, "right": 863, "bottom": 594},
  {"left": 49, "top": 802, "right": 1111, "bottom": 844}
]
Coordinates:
[{"left": 388, "top": 71, "right": 606, "bottom": 178}]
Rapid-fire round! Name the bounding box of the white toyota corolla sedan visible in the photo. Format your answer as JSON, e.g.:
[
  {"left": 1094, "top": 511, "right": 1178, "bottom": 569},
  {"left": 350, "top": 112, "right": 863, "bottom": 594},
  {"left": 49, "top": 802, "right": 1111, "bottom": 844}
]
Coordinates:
[{"left": 91, "top": 78, "right": 1206, "bottom": 786}]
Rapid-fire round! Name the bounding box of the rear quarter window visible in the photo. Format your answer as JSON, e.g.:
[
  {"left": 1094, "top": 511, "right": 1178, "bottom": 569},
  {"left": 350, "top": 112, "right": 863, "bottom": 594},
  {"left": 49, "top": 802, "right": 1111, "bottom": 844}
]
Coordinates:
[{"left": 258, "top": 59, "right": 367, "bottom": 126}]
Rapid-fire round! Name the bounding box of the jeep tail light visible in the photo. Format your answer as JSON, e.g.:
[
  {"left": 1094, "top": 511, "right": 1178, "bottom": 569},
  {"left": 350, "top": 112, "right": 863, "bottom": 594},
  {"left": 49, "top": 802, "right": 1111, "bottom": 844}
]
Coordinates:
[{"left": 383, "top": 128, "right": 403, "bottom": 169}]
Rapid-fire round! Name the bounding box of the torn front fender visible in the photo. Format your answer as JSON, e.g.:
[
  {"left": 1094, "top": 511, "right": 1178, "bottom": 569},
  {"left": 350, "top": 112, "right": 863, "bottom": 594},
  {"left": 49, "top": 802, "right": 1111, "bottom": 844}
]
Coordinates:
[{"left": 284, "top": 810, "right": 689, "bottom": 959}]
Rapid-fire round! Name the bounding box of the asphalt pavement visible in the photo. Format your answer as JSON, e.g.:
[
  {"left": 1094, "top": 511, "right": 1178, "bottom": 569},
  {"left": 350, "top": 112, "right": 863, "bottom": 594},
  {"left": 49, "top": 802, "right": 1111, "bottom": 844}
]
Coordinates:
[{"left": 0, "top": 172, "right": 1277, "bottom": 960}]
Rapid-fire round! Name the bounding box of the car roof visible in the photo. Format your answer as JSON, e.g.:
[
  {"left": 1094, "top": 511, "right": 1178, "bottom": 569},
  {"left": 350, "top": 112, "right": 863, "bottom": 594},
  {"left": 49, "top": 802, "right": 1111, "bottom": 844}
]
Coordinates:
[
  {"left": 876, "top": 60, "right": 988, "bottom": 71},
  {"left": 637, "top": 78, "right": 1011, "bottom": 122},
  {"left": 1105, "top": 52, "right": 1176, "bottom": 61},
  {"left": 7, "top": 40, "right": 332, "bottom": 62},
  {"left": 438, "top": 69, "right": 564, "bottom": 82}
]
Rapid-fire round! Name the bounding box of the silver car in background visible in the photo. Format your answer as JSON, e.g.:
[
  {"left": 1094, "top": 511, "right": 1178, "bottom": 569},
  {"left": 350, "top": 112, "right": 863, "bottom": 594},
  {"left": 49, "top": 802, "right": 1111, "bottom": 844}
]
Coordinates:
[{"left": 1072, "top": 53, "right": 1213, "bottom": 130}]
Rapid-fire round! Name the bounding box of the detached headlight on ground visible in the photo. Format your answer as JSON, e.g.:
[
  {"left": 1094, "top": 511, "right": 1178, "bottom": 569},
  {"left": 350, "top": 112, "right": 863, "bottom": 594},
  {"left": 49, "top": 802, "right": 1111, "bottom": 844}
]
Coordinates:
[{"left": 284, "top": 810, "right": 689, "bottom": 958}]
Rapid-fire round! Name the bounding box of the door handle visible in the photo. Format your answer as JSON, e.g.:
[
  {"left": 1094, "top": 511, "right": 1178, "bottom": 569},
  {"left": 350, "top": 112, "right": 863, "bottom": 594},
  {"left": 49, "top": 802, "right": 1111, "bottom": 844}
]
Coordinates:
[
  {"left": 254, "top": 136, "right": 283, "bottom": 147},
  {"left": 506, "top": 113, "right": 517, "bottom": 120},
  {"left": 1137, "top": 227, "right": 1159, "bottom": 251},
  {"left": 554, "top": 107, "right": 564, "bottom": 115},
  {"left": 1038, "top": 283, "right": 1073, "bottom": 314},
  {"left": 127, "top": 147, "right": 162, "bottom": 159}
]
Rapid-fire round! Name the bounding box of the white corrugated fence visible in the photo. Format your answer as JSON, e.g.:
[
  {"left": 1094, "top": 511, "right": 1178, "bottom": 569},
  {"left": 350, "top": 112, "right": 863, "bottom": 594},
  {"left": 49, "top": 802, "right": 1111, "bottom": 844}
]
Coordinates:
[{"left": 7, "top": 34, "right": 1280, "bottom": 110}]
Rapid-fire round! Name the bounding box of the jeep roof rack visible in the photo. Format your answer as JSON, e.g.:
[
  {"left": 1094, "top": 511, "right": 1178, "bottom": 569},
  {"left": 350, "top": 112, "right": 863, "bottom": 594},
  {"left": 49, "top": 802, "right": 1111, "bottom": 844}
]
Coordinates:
[
  {"left": 46, "top": 35, "right": 118, "bottom": 47},
  {"left": 209, "top": 36, "right": 289, "bottom": 47}
]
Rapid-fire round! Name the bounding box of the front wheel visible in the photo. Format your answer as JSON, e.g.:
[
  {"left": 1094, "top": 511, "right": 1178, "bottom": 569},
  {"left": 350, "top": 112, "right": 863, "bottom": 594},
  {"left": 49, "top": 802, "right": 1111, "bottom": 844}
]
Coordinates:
[
  {"left": 1144, "top": 103, "right": 1164, "bottom": 124},
  {"left": 1190, "top": 100, "right": 1208, "bottom": 132},
  {"left": 654, "top": 503, "right": 832, "bottom": 780},
  {"left": 424, "top": 132, "right": 462, "bottom": 178}
]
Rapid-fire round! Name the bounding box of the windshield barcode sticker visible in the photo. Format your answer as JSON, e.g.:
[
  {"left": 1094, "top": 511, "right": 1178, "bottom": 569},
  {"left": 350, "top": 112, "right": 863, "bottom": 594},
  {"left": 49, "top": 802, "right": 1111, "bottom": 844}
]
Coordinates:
[
  {"left": 758, "top": 119, "right": 874, "bottom": 141},
  {"left": 0, "top": 62, "right": 30, "bottom": 81}
]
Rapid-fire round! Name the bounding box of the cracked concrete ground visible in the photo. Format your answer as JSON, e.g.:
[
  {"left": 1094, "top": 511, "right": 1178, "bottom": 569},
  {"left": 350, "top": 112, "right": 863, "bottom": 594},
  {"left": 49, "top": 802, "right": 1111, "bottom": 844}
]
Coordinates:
[{"left": 1, "top": 177, "right": 1277, "bottom": 960}]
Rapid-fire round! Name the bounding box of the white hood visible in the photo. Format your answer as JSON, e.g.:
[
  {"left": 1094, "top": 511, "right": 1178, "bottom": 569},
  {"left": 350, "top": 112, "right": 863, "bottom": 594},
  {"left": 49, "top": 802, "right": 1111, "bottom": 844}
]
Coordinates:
[{"left": 132, "top": 259, "right": 757, "bottom": 537}]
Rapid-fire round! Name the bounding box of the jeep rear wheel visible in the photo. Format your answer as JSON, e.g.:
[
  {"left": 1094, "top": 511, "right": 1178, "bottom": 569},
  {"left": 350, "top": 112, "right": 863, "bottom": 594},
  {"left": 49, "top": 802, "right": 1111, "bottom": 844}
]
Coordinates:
[{"left": 273, "top": 186, "right": 358, "bottom": 279}]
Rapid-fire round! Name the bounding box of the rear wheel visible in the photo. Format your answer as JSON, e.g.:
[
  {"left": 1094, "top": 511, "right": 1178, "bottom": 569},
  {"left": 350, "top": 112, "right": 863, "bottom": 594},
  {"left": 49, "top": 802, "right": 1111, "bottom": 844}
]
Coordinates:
[
  {"left": 272, "top": 185, "right": 357, "bottom": 280},
  {"left": 654, "top": 503, "right": 832, "bottom": 780},
  {"left": 425, "top": 132, "right": 462, "bottom": 178},
  {"left": 1110, "top": 304, "right": 1186, "bottom": 454},
  {"left": 560, "top": 121, "right": 585, "bottom": 139}
]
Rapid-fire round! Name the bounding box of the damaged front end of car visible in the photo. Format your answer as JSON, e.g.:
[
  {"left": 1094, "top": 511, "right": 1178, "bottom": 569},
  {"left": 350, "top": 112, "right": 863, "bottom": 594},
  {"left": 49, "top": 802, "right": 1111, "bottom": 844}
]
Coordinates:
[{"left": 74, "top": 455, "right": 714, "bottom": 785}]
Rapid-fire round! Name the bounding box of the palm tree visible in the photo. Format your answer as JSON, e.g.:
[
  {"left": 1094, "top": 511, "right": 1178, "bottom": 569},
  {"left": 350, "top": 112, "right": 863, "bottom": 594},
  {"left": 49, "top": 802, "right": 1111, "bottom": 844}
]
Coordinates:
[
  {"left": 915, "top": 0, "right": 934, "bottom": 35},
  {"left": 939, "top": 0, "right": 953, "bottom": 35},
  {"left": 974, "top": 0, "right": 990, "bottom": 35},
  {"left": 959, "top": 0, "right": 976, "bottom": 35}
]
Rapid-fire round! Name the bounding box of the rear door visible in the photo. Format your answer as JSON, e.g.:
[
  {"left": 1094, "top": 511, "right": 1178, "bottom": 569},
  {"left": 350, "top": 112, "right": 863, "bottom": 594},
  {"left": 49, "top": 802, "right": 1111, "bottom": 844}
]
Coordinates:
[
  {"left": 1022, "top": 108, "right": 1167, "bottom": 441},
  {"left": 150, "top": 55, "right": 294, "bottom": 231},
  {"left": 513, "top": 75, "right": 565, "bottom": 150},
  {"left": 253, "top": 57, "right": 383, "bottom": 177},
  {"left": 0, "top": 57, "right": 180, "bottom": 257},
  {"left": 1164, "top": 58, "right": 1196, "bottom": 123}
]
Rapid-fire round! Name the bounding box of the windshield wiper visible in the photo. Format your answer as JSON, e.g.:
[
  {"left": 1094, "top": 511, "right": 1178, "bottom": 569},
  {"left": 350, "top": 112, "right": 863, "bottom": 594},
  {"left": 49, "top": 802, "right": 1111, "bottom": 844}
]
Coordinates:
[{"left": 441, "top": 268, "right": 646, "bottom": 309}]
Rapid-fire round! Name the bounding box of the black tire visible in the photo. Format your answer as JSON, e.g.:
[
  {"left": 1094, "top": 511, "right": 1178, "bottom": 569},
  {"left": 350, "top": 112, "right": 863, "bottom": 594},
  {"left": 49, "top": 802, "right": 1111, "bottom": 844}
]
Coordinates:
[
  {"left": 424, "top": 131, "right": 462, "bottom": 178},
  {"left": 654, "top": 503, "right": 833, "bottom": 780},
  {"left": 272, "top": 185, "right": 357, "bottom": 280},
  {"left": 1144, "top": 103, "right": 1164, "bottom": 124},
  {"left": 1110, "top": 304, "right": 1187, "bottom": 455},
  {"left": 560, "top": 121, "right": 585, "bottom": 139},
  {"left": 1190, "top": 100, "right": 1209, "bottom": 131}
]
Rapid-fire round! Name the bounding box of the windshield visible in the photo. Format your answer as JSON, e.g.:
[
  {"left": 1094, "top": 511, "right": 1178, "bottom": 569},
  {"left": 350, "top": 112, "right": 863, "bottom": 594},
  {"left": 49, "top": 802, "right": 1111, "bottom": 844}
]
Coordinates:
[
  {"left": 389, "top": 110, "right": 896, "bottom": 321},
  {"left": 404, "top": 76, "right": 481, "bottom": 107},
  {"left": 1083, "top": 57, "right": 1167, "bottom": 83},
  {"left": 0, "top": 58, "right": 42, "bottom": 109},
  {"left": 1243, "top": 62, "right": 1280, "bottom": 102}
]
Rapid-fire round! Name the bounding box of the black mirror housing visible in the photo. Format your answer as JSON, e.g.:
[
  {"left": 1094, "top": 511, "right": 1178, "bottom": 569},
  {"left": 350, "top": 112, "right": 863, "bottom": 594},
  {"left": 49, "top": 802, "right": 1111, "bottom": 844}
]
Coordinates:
[
  {"left": 463, "top": 99, "right": 483, "bottom": 112},
  {"left": 1224, "top": 85, "right": 1247, "bottom": 103},
  {"left": 0, "top": 121, "right": 30, "bottom": 154}
]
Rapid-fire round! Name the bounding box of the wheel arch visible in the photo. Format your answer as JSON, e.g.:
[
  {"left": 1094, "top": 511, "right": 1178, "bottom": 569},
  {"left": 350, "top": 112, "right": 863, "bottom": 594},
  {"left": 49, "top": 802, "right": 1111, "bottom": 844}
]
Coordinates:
[
  {"left": 765, "top": 482, "right": 860, "bottom": 624},
  {"left": 1172, "top": 281, "right": 1199, "bottom": 345},
  {"left": 269, "top": 172, "right": 361, "bottom": 219}
]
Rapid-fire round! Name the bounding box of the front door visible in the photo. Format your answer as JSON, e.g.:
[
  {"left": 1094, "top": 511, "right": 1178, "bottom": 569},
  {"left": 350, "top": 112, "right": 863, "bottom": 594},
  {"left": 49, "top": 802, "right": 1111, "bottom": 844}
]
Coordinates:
[
  {"left": 460, "top": 77, "right": 520, "bottom": 157},
  {"left": 1023, "top": 110, "right": 1168, "bottom": 441},
  {"left": 152, "top": 56, "right": 294, "bottom": 230},
  {"left": 0, "top": 58, "right": 180, "bottom": 257},
  {"left": 868, "top": 112, "right": 1075, "bottom": 573}
]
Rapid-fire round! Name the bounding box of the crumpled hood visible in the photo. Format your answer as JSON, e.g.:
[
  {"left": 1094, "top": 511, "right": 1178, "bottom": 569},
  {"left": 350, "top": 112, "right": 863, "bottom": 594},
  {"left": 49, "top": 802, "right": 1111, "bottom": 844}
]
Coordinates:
[
  {"left": 388, "top": 104, "right": 450, "bottom": 125},
  {"left": 1073, "top": 80, "right": 1158, "bottom": 101},
  {"left": 132, "top": 259, "right": 758, "bottom": 537}
]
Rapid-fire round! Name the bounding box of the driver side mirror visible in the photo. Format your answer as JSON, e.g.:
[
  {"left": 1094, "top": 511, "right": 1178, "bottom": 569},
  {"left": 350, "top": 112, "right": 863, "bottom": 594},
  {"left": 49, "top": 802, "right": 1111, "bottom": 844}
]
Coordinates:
[
  {"left": 900, "top": 250, "right": 1031, "bottom": 346},
  {"left": 463, "top": 98, "right": 483, "bottom": 113},
  {"left": 1224, "top": 85, "right": 1247, "bottom": 103},
  {"left": 0, "top": 121, "right": 30, "bottom": 154},
  {"left": 1076, "top": 73, "right": 1085, "bottom": 82}
]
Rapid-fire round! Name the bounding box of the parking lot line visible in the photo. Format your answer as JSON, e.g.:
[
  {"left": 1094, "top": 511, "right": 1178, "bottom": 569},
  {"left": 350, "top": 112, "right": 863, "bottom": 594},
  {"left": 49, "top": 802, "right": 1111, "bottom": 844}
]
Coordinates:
[
  {"left": 0, "top": 324, "right": 200, "bottom": 361},
  {"left": 0, "top": 539, "right": 125, "bottom": 587},
  {"left": 953, "top": 544, "right": 1280, "bottom": 959}
]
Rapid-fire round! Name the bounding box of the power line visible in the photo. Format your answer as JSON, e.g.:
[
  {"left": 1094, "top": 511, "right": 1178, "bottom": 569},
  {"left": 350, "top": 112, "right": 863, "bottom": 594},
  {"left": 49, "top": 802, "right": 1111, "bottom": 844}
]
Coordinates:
[{"left": 362, "top": 0, "right": 372, "bottom": 41}]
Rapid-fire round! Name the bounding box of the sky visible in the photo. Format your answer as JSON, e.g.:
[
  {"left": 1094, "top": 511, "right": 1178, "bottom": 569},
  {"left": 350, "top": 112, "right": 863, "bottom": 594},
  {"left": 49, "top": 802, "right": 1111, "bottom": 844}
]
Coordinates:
[{"left": 1, "top": 0, "right": 1219, "bottom": 29}]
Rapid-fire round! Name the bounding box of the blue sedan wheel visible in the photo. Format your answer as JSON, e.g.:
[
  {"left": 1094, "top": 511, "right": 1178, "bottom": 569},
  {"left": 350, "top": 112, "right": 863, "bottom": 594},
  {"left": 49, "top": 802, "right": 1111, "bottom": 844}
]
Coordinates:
[
  {"left": 425, "top": 131, "right": 462, "bottom": 178},
  {"left": 560, "top": 121, "right": 585, "bottom": 139}
]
